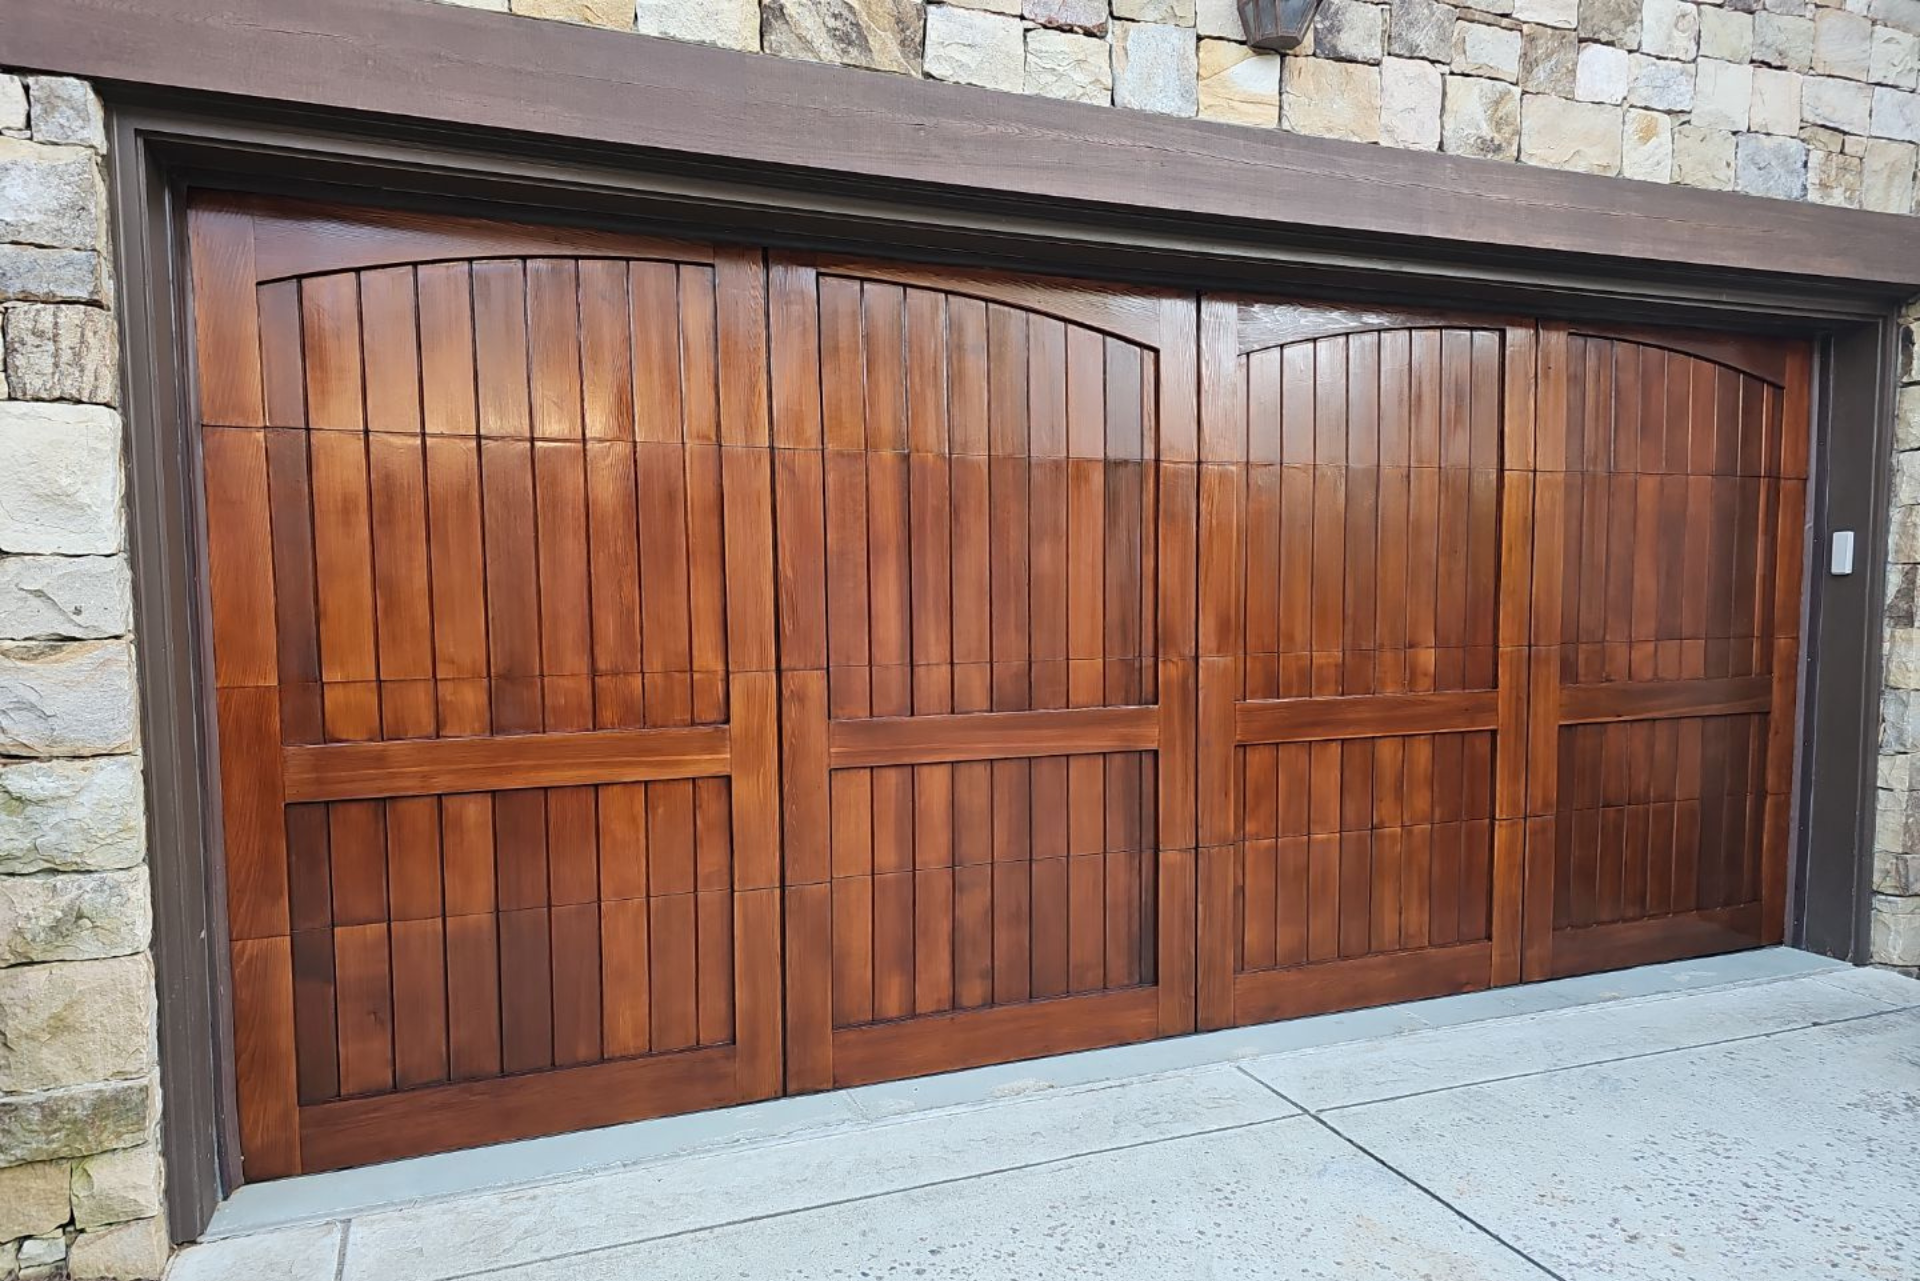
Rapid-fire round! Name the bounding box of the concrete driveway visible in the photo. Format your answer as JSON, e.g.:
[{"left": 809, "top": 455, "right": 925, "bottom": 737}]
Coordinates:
[{"left": 170, "top": 950, "right": 1919, "bottom": 1281}]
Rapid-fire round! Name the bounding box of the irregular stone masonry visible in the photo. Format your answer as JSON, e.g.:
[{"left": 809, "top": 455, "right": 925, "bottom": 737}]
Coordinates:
[
  {"left": 0, "top": 71, "right": 164, "bottom": 1281},
  {"left": 5, "top": 0, "right": 1920, "bottom": 1273}
]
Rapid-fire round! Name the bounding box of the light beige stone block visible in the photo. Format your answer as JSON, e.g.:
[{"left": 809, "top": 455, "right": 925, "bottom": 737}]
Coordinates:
[
  {"left": 1812, "top": 7, "right": 1874, "bottom": 78},
  {"left": 0, "top": 1160, "right": 70, "bottom": 1241},
  {"left": 1198, "top": 40, "right": 1281, "bottom": 123},
  {"left": 1862, "top": 136, "right": 1920, "bottom": 209},
  {"left": 1442, "top": 73, "right": 1522, "bottom": 155},
  {"left": 1627, "top": 53, "right": 1695, "bottom": 109},
  {"left": 1026, "top": 28, "right": 1114, "bottom": 103},
  {"left": 637, "top": 0, "right": 761, "bottom": 51},
  {"left": 1873, "top": 23, "right": 1920, "bottom": 89},
  {"left": 0, "top": 866, "right": 151, "bottom": 966},
  {"left": 509, "top": 0, "right": 632, "bottom": 29},
  {"left": 1640, "top": 0, "right": 1700, "bottom": 58},
  {"left": 1284, "top": 57, "right": 1385, "bottom": 141},
  {"left": 1694, "top": 56, "right": 1754, "bottom": 127},
  {"left": 1514, "top": 0, "right": 1579, "bottom": 27},
  {"left": 1576, "top": 41, "right": 1631, "bottom": 102},
  {"left": 1382, "top": 56, "right": 1445, "bottom": 148},
  {"left": 1754, "top": 11, "right": 1815, "bottom": 71},
  {"left": 0, "top": 403, "right": 123, "bottom": 555},
  {"left": 926, "top": 4, "right": 1028, "bottom": 91},
  {"left": 0, "top": 757, "right": 144, "bottom": 875},
  {"left": 1520, "top": 93, "right": 1625, "bottom": 172},
  {"left": 0, "top": 955, "right": 153, "bottom": 1093},
  {"left": 1623, "top": 105, "right": 1676, "bottom": 178},
  {"left": 1803, "top": 72, "right": 1873, "bottom": 129},
  {"left": 1700, "top": 6, "right": 1754, "bottom": 61},
  {"left": 1810, "top": 145, "right": 1866, "bottom": 201},
  {"left": 71, "top": 1145, "right": 164, "bottom": 1230},
  {"left": 67, "top": 1215, "right": 170, "bottom": 1281},
  {"left": 1751, "top": 64, "right": 1805, "bottom": 133},
  {"left": 1674, "top": 121, "right": 1737, "bottom": 186},
  {"left": 1453, "top": 21, "right": 1523, "bottom": 79},
  {"left": 0, "top": 641, "right": 136, "bottom": 758},
  {"left": 1115, "top": 0, "right": 1196, "bottom": 19},
  {"left": 1874, "top": 84, "right": 1920, "bottom": 139}
]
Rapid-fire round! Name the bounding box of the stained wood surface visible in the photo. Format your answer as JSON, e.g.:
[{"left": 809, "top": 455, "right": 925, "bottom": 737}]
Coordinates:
[
  {"left": 194, "top": 200, "right": 782, "bottom": 1179},
  {"left": 195, "top": 195, "right": 1810, "bottom": 1180},
  {"left": 771, "top": 258, "right": 1197, "bottom": 1090}
]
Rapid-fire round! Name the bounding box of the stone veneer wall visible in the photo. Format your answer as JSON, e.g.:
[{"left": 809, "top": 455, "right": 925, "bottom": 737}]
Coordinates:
[
  {"left": 0, "top": 77, "right": 168, "bottom": 1281},
  {"left": 1, "top": 0, "right": 1919, "bottom": 1275}
]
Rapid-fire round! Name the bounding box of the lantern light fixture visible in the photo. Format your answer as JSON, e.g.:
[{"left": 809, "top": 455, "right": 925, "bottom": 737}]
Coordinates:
[{"left": 1236, "top": 0, "right": 1328, "bottom": 53}]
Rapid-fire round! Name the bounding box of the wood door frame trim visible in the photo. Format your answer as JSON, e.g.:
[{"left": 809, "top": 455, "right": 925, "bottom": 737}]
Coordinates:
[{"left": 101, "top": 86, "right": 1895, "bottom": 1241}]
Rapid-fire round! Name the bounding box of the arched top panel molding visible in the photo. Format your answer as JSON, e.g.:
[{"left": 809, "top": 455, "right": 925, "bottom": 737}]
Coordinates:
[
  {"left": 803, "top": 255, "right": 1180, "bottom": 353},
  {"left": 1568, "top": 322, "right": 1793, "bottom": 389},
  {"left": 1225, "top": 299, "right": 1522, "bottom": 357},
  {"left": 205, "top": 192, "right": 715, "bottom": 284}
]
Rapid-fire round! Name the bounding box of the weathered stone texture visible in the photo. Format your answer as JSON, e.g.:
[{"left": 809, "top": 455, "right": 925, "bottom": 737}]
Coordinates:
[
  {"left": 0, "top": 141, "right": 101, "bottom": 252},
  {"left": 1515, "top": 0, "right": 1579, "bottom": 29},
  {"left": 0, "top": 758, "right": 143, "bottom": 876},
  {"left": 0, "top": 868, "right": 151, "bottom": 967},
  {"left": 1580, "top": 0, "right": 1644, "bottom": 47},
  {"left": 1115, "top": 21, "right": 1201, "bottom": 113},
  {"left": 1874, "top": 24, "right": 1920, "bottom": 89},
  {"left": 1863, "top": 136, "right": 1920, "bottom": 210},
  {"left": 1026, "top": 0, "right": 1110, "bottom": 34},
  {"left": 3, "top": 303, "right": 116, "bottom": 405},
  {"left": 926, "top": 3, "right": 1026, "bottom": 89},
  {"left": 1876, "top": 84, "right": 1920, "bottom": 138},
  {"left": 1623, "top": 104, "right": 1675, "bottom": 178},
  {"left": 1454, "top": 21, "right": 1524, "bottom": 79},
  {"left": 763, "top": 0, "right": 923, "bottom": 70},
  {"left": 1750, "top": 63, "right": 1805, "bottom": 133},
  {"left": 0, "top": 246, "right": 102, "bottom": 304},
  {"left": 1804, "top": 73, "right": 1874, "bottom": 130},
  {"left": 1381, "top": 55, "right": 1446, "bottom": 147},
  {"left": 1026, "top": 28, "right": 1113, "bottom": 102},
  {"left": 1391, "top": 0, "right": 1460, "bottom": 60},
  {"left": 1521, "top": 93, "right": 1624, "bottom": 171},
  {"left": 1284, "top": 56, "right": 1384, "bottom": 141},
  {"left": 509, "top": 0, "right": 633, "bottom": 28},
  {"left": 1577, "top": 41, "right": 1632, "bottom": 101},
  {"left": 0, "top": 1160, "right": 68, "bottom": 1242},
  {"left": 1814, "top": 8, "right": 1875, "bottom": 79},
  {"left": 1627, "top": 53, "right": 1696, "bottom": 108},
  {"left": 0, "top": 555, "right": 130, "bottom": 642},
  {"left": 1315, "top": 0, "right": 1387, "bottom": 61},
  {"left": 1641, "top": 0, "right": 1700, "bottom": 59},
  {"left": 66, "top": 1215, "right": 170, "bottom": 1281},
  {"left": 1522, "top": 27, "right": 1579, "bottom": 94},
  {"left": 71, "top": 1145, "right": 163, "bottom": 1230},
  {"left": 0, "top": 404, "right": 123, "bottom": 555},
  {"left": 0, "top": 641, "right": 137, "bottom": 758},
  {"left": 0, "top": 76, "right": 26, "bottom": 135},
  {"left": 24, "top": 79, "right": 105, "bottom": 153},
  {"left": 1754, "top": 10, "right": 1815, "bottom": 70},
  {"left": 1701, "top": 7, "right": 1755, "bottom": 61},
  {"left": 0, "top": 956, "right": 153, "bottom": 1094},
  {"left": 0, "top": 1079, "right": 147, "bottom": 1167},
  {"left": 1443, "top": 73, "right": 1523, "bottom": 155},
  {"left": 1114, "top": 0, "right": 1196, "bottom": 20},
  {"left": 1674, "top": 120, "right": 1737, "bottom": 186},
  {"left": 635, "top": 0, "right": 761, "bottom": 49},
  {"left": 1736, "top": 129, "right": 1811, "bottom": 195},
  {"left": 1694, "top": 57, "right": 1754, "bottom": 129},
  {"left": 1197, "top": 40, "right": 1281, "bottom": 122}
]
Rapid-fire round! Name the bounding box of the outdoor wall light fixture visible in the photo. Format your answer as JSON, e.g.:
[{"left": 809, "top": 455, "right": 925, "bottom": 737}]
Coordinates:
[{"left": 1237, "top": 0, "right": 1327, "bottom": 52}]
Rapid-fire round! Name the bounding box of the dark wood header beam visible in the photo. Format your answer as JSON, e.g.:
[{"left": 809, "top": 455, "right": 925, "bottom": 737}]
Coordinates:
[{"left": 4, "top": 0, "right": 1918, "bottom": 292}]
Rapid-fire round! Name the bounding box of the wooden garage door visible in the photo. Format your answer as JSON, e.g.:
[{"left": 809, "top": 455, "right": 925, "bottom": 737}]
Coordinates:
[
  {"left": 191, "top": 199, "right": 783, "bottom": 1177},
  {"left": 1519, "top": 325, "right": 1807, "bottom": 978},
  {"left": 1194, "top": 301, "right": 1536, "bottom": 1027},
  {"left": 768, "top": 259, "right": 1199, "bottom": 1088},
  {"left": 190, "top": 196, "right": 1810, "bottom": 1177}
]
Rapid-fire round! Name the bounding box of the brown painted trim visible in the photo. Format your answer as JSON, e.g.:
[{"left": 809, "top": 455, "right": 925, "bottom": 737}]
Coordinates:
[{"left": 7, "top": 0, "right": 1920, "bottom": 293}]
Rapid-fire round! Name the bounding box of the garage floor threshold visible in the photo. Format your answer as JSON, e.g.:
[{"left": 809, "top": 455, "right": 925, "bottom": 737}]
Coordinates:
[{"left": 171, "top": 947, "right": 1920, "bottom": 1280}]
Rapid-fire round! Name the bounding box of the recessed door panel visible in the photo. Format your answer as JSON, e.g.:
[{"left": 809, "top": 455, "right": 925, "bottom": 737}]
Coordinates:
[
  {"left": 771, "top": 259, "right": 1199, "bottom": 1089},
  {"left": 1195, "top": 301, "right": 1534, "bottom": 1028}
]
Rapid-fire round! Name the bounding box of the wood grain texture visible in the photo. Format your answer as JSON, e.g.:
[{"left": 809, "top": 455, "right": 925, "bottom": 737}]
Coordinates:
[{"left": 196, "top": 196, "right": 1811, "bottom": 1178}]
